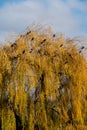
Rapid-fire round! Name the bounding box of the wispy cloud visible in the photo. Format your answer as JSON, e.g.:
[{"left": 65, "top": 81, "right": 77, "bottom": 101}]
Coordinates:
[{"left": 0, "top": 0, "right": 87, "bottom": 43}]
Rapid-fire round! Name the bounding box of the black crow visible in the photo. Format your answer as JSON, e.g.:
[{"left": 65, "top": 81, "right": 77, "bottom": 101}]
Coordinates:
[
  {"left": 29, "top": 49, "right": 33, "bottom": 53},
  {"left": 11, "top": 42, "right": 17, "bottom": 47},
  {"left": 60, "top": 44, "right": 63, "bottom": 47},
  {"left": 31, "top": 37, "right": 34, "bottom": 41},
  {"left": 68, "top": 54, "right": 73, "bottom": 59},
  {"left": 53, "top": 34, "right": 56, "bottom": 37},
  {"left": 79, "top": 50, "right": 82, "bottom": 53},
  {"left": 69, "top": 54, "right": 71, "bottom": 57},
  {"left": 43, "top": 39, "right": 46, "bottom": 42},
  {"left": 58, "top": 72, "right": 62, "bottom": 75},
  {"left": 40, "top": 39, "right": 46, "bottom": 45},
  {"left": 26, "top": 31, "right": 31, "bottom": 35},
  {"left": 64, "top": 61, "right": 68, "bottom": 64},
  {"left": 81, "top": 46, "right": 85, "bottom": 49},
  {"left": 22, "top": 50, "right": 25, "bottom": 54}
]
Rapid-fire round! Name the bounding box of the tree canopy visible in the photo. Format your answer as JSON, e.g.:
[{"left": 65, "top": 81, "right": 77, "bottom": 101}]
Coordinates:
[{"left": 0, "top": 26, "right": 87, "bottom": 130}]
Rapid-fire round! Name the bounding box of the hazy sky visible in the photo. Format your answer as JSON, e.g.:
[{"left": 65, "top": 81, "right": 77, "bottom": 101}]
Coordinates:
[{"left": 0, "top": 0, "right": 87, "bottom": 43}]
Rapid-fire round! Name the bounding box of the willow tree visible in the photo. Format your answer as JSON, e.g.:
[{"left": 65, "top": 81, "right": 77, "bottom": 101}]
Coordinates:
[{"left": 0, "top": 26, "right": 87, "bottom": 130}]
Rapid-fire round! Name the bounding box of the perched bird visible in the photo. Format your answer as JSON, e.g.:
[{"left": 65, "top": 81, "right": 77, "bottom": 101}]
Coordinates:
[
  {"left": 68, "top": 54, "right": 71, "bottom": 57},
  {"left": 66, "top": 120, "right": 71, "bottom": 125},
  {"left": 79, "top": 46, "right": 85, "bottom": 54},
  {"left": 31, "top": 37, "right": 34, "bottom": 41},
  {"left": 11, "top": 42, "right": 17, "bottom": 47},
  {"left": 81, "top": 46, "right": 85, "bottom": 49},
  {"left": 40, "top": 39, "right": 46, "bottom": 45},
  {"left": 58, "top": 72, "right": 62, "bottom": 75},
  {"left": 26, "top": 31, "right": 31, "bottom": 35},
  {"left": 11, "top": 56, "right": 18, "bottom": 60},
  {"left": 29, "top": 48, "right": 33, "bottom": 53},
  {"left": 68, "top": 54, "right": 73, "bottom": 59},
  {"left": 53, "top": 34, "right": 56, "bottom": 37},
  {"left": 43, "top": 39, "right": 46, "bottom": 42},
  {"left": 64, "top": 61, "right": 68, "bottom": 64},
  {"left": 60, "top": 44, "right": 63, "bottom": 47},
  {"left": 79, "top": 50, "right": 82, "bottom": 53},
  {"left": 22, "top": 50, "right": 25, "bottom": 54}
]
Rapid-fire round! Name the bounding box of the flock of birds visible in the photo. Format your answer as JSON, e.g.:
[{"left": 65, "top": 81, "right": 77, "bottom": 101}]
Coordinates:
[{"left": 10, "top": 30, "right": 86, "bottom": 60}]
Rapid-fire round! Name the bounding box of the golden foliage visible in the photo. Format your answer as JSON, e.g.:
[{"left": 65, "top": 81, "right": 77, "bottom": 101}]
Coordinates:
[{"left": 0, "top": 26, "right": 87, "bottom": 130}]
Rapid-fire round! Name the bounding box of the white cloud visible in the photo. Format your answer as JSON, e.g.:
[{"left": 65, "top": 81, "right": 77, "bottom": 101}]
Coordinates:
[{"left": 0, "top": 0, "right": 87, "bottom": 43}]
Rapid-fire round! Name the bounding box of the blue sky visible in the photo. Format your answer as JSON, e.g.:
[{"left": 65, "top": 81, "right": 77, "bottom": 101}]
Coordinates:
[
  {"left": 0, "top": 0, "right": 87, "bottom": 43},
  {"left": 0, "top": 0, "right": 23, "bottom": 7}
]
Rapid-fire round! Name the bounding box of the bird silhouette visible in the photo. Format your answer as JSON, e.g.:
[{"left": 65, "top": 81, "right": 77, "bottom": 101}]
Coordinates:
[
  {"left": 11, "top": 42, "right": 17, "bottom": 47},
  {"left": 26, "top": 31, "right": 31, "bottom": 35},
  {"left": 29, "top": 49, "right": 33, "bottom": 53},
  {"left": 60, "top": 44, "right": 63, "bottom": 47},
  {"left": 22, "top": 50, "right": 25, "bottom": 54},
  {"left": 43, "top": 39, "right": 46, "bottom": 42},
  {"left": 40, "top": 39, "right": 46, "bottom": 45},
  {"left": 58, "top": 72, "right": 62, "bottom": 75},
  {"left": 68, "top": 54, "right": 73, "bottom": 59},
  {"left": 53, "top": 34, "right": 56, "bottom": 37},
  {"left": 64, "top": 61, "right": 68, "bottom": 64},
  {"left": 31, "top": 37, "right": 34, "bottom": 41},
  {"left": 79, "top": 50, "right": 82, "bottom": 53},
  {"left": 81, "top": 46, "right": 85, "bottom": 49}
]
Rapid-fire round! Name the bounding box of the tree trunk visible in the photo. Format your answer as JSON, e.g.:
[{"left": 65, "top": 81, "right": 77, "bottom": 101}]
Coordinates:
[{"left": 14, "top": 111, "right": 23, "bottom": 130}]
